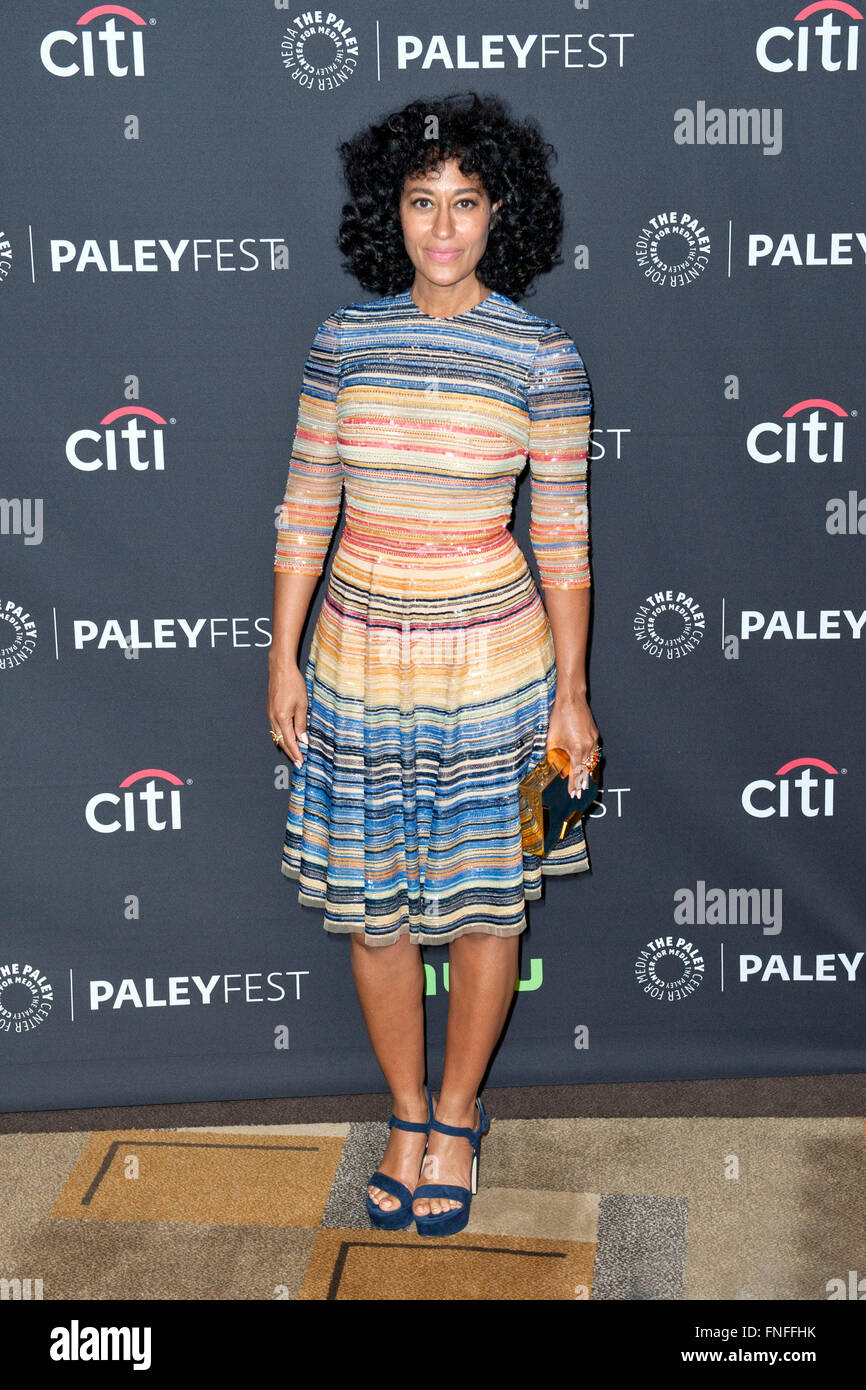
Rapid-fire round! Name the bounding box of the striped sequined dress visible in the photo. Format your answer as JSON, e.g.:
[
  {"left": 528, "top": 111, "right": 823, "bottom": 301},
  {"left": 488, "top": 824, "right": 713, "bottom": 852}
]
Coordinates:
[{"left": 274, "top": 287, "right": 592, "bottom": 948}]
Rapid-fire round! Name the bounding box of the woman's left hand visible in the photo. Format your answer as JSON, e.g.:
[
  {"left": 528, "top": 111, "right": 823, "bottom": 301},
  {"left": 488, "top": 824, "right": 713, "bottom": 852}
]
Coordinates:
[{"left": 546, "top": 692, "right": 600, "bottom": 798}]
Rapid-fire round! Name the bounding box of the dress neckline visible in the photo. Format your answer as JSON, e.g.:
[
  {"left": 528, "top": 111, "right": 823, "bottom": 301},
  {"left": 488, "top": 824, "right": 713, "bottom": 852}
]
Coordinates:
[{"left": 400, "top": 286, "right": 496, "bottom": 321}]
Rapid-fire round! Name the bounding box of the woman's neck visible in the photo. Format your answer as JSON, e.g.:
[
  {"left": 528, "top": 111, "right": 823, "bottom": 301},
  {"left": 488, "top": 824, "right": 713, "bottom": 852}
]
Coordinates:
[{"left": 409, "top": 274, "right": 490, "bottom": 320}]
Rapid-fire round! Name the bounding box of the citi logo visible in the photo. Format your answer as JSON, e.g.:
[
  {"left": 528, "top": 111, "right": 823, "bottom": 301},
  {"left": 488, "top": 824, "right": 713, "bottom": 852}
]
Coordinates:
[
  {"left": 85, "top": 768, "right": 187, "bottom": 834},
  {"left": 756, "top": 2, "right": 861, "bottom": 71},
  {"left": 41, "top": 6, "right": 148, "bottom": 79},
  {"left": 747, "top": 398, "right": 848, "bottom": 464},
  {"left": 67, "top": 406, "right": 167, "bottom": 472},
  {"left": 742, "top": 757, "right": 841, "bottom": 818}
]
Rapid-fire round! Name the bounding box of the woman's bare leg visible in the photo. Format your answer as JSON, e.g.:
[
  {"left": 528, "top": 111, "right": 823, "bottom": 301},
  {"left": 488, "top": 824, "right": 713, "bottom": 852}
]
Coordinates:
[
  {"left": 349, "top": 931, "right": 429, "bottom": 1213},
  {"left": 413, "top": 931, "right": 519, "bottom": 1219}
]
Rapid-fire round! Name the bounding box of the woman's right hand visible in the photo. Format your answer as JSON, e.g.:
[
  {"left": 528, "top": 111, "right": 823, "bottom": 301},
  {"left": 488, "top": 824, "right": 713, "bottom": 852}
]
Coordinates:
[{"left": 267, "top": 662, "right": 308, "bottom": 769}]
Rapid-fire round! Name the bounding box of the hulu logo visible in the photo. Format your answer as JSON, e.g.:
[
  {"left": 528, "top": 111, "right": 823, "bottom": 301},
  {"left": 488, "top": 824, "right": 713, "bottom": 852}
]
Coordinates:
[{"left": 424, "top": 958, "right": 542, "bottom": 996}]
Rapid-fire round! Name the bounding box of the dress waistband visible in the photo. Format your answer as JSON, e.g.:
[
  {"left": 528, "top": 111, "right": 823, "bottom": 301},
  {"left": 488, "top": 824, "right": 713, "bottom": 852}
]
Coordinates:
[{"left": 341, "top": 521, "right": 512, "bottom": 557}]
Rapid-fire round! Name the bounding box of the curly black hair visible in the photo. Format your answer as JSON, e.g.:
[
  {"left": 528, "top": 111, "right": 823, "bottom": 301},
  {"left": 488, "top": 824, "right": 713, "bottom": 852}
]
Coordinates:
[{"left": 337, "top": 92, "right": 564, "bottom": 301}]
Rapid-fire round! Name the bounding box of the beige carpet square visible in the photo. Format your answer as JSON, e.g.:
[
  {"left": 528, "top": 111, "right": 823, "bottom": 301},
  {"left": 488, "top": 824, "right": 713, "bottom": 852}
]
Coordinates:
[
  {"left": 51, "top": 1128, "right": 344, "bottom": 1229},
  {"left": 300, "top": 1227, "right": 595, "bottom": 1300}
]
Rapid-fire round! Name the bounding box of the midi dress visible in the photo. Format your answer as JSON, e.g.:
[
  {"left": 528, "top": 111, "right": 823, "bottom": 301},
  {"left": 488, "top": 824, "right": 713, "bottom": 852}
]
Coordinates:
[{"left": 274, "top": 286, "right": 592, "bottom": 949}]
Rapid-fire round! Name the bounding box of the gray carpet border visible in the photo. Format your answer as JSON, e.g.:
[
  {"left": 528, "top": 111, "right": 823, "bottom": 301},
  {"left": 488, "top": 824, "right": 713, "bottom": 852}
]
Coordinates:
[
  {"left": 323, "top": 1121, "right": 393, "bottom": 1231},
  {"left": 592, "top": 1194, "right": 688, "bottom": 1301}
]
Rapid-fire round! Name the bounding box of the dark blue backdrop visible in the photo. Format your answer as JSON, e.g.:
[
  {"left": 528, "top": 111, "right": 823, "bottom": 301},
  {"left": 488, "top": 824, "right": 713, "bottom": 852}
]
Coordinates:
[{"left": 2, "top": 0, "right": 864, "bottom": 1109}]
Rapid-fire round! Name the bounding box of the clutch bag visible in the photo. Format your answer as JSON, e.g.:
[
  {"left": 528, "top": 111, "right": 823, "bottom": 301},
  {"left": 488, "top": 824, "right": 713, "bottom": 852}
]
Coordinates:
[{"left": 518, "top": 745, "right": 601, "bottom": 858}]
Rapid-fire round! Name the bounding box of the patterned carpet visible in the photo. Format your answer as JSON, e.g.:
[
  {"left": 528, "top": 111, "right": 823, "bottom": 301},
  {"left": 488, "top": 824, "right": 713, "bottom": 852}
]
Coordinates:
[{"left": 1, "top": 1113, "right": 864, "bottom": 1300}]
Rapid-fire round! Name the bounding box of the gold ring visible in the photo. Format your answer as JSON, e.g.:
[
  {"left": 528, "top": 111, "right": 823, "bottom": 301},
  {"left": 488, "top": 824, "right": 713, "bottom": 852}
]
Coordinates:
[{"left": 269, "top": 729, "right": 283, "bottom": 745}]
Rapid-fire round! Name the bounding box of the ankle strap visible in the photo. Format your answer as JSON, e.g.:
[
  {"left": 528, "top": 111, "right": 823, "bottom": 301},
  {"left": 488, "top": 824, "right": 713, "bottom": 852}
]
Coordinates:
[
  {"left": 388, "top": 1114, "right": 428, "bottom": 1133},
  {"left": 430, "top": 1096, "right": 487, "bottom": 1141}
]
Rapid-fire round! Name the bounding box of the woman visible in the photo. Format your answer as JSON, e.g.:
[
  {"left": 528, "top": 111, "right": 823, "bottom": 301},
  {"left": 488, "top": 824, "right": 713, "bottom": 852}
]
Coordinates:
[{"left": 267, "top": 92, "right": 599, "bottom": 1238}]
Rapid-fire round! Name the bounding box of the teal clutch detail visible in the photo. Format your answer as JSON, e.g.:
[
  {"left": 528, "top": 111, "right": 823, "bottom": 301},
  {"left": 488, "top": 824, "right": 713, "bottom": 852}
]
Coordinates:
[{"left": 518, "top": 745, "right": 602, "bottom": 858}]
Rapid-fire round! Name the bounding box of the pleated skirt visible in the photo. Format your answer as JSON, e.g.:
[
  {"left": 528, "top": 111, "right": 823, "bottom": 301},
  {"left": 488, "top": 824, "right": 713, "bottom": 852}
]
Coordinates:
[{"left": 280, "top": 525, "right": 589, "bottom": 947}]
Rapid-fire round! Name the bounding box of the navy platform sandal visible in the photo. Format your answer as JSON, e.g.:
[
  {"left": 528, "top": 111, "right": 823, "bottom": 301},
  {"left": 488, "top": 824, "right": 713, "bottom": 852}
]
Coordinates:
[
  {"left": 365, "top": 1084, "right": 434, "bottom": 1231},
  {"left": 412, "top": 1096, "right": 489, "bottom": 1238}
]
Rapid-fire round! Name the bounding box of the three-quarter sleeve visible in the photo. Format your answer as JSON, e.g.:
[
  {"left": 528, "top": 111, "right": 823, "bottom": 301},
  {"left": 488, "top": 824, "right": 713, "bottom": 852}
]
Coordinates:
[
  {"left": 274, "top": 311, "right": 343, "bottom": 576},
  {"left": 526, "top": 324, "right": 592, "bottom": 590}
]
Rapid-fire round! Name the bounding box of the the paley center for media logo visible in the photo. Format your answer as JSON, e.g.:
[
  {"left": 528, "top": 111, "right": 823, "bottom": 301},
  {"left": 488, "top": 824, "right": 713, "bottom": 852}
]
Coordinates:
[
  {"left": 0, "top": 964, "right": 54, "bottom": 1034},
  {"left": 635, "top": 212, "right": 711, "bottom": 287},
  {"left": 0, "top": 598, "right": 37, "bottom": 669},
  {"left": 635, "top": 936, "right": 705, "bottom": 1002},
  {"left": 633, "top": 588, "right": 706, "bottom": 659},
  {"left": 281, "top": 10, "right": 358, "bottom": 91},
  {"left": 0, "top": 226, "right": 12, "bottom": 282}
]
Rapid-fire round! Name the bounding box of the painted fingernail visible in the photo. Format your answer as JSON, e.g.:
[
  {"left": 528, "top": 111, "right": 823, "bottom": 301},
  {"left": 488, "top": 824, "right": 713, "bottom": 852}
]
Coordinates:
[{"left": 298, "top": 731, "right": 308, "bottom": 743}]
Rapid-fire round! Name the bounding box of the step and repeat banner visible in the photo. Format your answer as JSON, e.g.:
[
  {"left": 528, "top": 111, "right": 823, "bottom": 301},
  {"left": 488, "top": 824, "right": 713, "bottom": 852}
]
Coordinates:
[{"left": 2, "top": 1, "right": 864, "bottom": 1110}]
